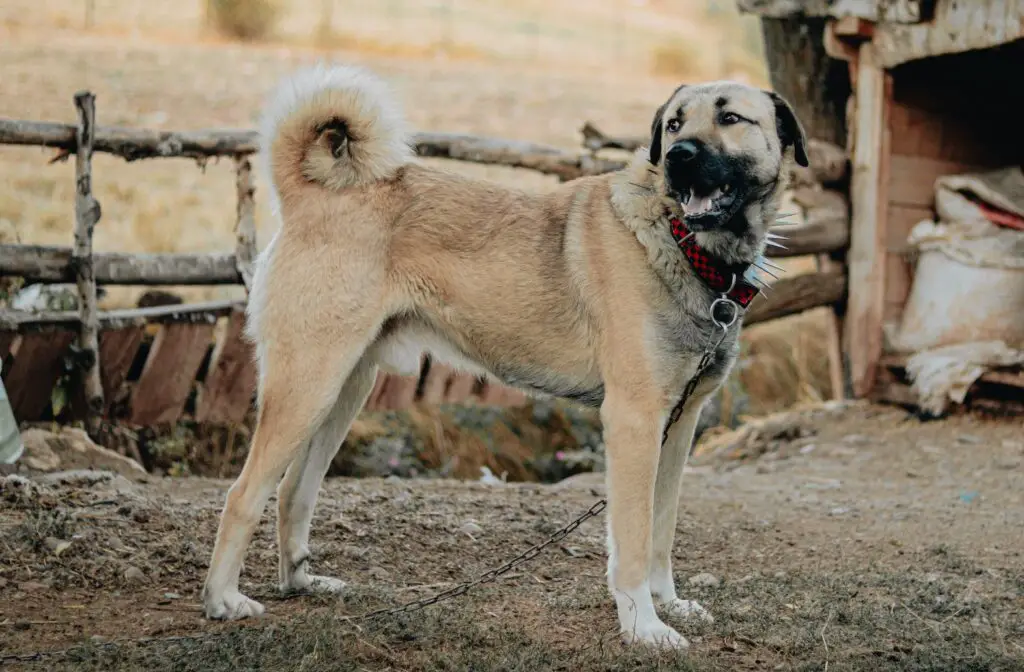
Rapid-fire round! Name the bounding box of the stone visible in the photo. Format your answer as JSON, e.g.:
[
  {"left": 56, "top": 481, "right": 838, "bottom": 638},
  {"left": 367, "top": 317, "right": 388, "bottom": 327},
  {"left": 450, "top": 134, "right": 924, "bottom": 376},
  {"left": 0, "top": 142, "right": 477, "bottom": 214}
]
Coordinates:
[
  {"left": 124, "top": 566, "right": 146, "bottom": 583},
  {"left": 687, "top": 572, "right": 720, "bottom": 588}
]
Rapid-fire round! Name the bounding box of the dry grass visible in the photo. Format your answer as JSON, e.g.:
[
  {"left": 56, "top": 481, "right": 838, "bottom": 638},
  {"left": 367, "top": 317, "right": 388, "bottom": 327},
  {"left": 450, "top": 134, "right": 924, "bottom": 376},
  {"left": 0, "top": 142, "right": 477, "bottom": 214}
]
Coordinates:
[{"left": 208, "top": 0, "right": 280, "bottom": 41}]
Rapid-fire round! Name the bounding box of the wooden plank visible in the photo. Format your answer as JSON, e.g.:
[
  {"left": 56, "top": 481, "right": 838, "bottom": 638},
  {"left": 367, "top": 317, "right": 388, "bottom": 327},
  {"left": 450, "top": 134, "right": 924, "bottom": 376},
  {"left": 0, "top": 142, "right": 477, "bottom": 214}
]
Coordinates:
[
  {"left": 129, "top": 322, "right": 215, "bottom": 426},
  {"left": 195, "top": 310, "right": 257, "bottom": 425},
  {"left": 873, "top": 0, "right": 1023, "bottom": 68},
  {"left": 445, "top": 374, "right": 477, "bottom": 404},
  {"left": 817, "top": 254, "right": 847, "bottom": 401},
  {"left": 844, "top": 43, "right": 891, "bottom": 398},
  {"left": 377, "top": 374, "right": 420, "bottom": 411},
  {"left": 419, "top": 361, "right": 454, "bottom": 405},
  {"left": 0, "top": 299, "right": 241, "bottom": 332},
  {"left": 363, "top": 371, "right": 389, "bottom": 412},
  {"left": 745, "top": 267, "right": 848, "bottom": 326},
  {"left": 3, "top": 331, "right": 75, "bottom": 421},
  {"left": 0, "top": 245, "right": 242, "bottom": 285},
  {"left": 98, "top": 326, "right": 145, "bottom": 410}
]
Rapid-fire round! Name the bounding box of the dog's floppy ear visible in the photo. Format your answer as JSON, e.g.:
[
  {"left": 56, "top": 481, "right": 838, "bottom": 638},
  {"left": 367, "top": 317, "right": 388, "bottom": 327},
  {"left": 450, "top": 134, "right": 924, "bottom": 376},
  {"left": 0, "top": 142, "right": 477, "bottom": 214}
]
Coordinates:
[
  {"left": 767, "top": 91, "right": 809, "bottom": 168},
  {"left": 648, "top": 100, "right": 668, "bottom": 166}
]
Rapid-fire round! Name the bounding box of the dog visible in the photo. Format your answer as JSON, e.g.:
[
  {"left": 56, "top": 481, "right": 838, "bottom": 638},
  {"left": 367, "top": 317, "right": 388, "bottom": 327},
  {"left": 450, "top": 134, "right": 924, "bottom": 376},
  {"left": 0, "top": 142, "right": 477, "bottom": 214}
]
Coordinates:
[{"left": 201, "top": 63, "right": 807, "bottom": 649}]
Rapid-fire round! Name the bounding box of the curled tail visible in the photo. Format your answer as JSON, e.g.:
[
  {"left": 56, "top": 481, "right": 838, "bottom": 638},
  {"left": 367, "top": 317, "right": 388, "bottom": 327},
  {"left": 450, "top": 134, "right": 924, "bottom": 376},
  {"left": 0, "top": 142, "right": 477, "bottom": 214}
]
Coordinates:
[{"left": 259, "top": 63, "right": 411, "bottom": 195}]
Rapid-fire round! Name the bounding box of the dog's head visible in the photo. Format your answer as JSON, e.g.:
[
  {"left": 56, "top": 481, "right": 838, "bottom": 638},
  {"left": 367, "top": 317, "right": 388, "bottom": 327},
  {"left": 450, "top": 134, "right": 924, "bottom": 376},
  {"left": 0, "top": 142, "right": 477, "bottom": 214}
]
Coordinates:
[{"left": 646, "top": 82, "right": 807, "bottom": 256}]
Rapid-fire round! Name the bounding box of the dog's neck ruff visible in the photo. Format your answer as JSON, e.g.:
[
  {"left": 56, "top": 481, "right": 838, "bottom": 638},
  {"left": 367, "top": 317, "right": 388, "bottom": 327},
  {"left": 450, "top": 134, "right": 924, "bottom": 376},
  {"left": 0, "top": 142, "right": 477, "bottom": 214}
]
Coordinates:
[{"left": 668, "top": 215, "right": 760, "bottom": 308}]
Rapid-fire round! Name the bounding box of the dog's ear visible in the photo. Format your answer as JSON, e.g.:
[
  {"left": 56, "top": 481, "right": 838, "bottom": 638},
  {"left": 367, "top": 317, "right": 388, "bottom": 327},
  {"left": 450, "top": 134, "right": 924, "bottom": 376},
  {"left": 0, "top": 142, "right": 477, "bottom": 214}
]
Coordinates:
[
  {"left": 648, "top": 100, "right": 668, "bottom": 166},
  {"left": 767, "top": 91, "right": 809, "bottom": 168}
]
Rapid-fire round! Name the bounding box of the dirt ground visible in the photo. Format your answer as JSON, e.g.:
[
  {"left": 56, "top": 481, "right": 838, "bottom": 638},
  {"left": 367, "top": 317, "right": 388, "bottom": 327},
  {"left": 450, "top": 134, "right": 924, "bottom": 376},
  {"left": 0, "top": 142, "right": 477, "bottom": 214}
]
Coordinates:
[{"left": 1, "top": 401, "right": 1021, "bottom": 671}]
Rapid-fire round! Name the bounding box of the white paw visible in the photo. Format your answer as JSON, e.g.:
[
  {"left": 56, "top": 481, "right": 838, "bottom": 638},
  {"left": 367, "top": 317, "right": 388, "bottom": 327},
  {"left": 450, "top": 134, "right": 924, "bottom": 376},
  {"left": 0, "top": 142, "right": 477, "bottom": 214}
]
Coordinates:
[
  {"left": 204, "top": 591, "right": 265, "bottom": 621},
  {"left": 662, "top": 598, "right": 714, "bottom": 624},
  {"left": 622, "top": 619, "right": 690, "bottom": 649}
]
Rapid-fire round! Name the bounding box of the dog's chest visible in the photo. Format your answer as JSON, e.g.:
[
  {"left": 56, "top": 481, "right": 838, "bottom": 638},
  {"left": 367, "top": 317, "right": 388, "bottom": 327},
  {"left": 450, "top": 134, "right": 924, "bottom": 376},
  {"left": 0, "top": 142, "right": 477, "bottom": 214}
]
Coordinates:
[{"left": 654, "top": 304, "right": 742, "bottom": 394}]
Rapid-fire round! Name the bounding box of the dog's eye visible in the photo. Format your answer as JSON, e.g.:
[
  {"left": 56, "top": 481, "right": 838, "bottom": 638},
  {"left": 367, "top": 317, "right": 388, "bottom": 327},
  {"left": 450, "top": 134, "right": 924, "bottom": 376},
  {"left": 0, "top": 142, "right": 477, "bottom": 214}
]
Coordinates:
[
  {"left": 720, "top": 112, "right": 742, "bottom": 125},
  {"left": 665, "top": 118, "right": 681, "bottom": 133}
]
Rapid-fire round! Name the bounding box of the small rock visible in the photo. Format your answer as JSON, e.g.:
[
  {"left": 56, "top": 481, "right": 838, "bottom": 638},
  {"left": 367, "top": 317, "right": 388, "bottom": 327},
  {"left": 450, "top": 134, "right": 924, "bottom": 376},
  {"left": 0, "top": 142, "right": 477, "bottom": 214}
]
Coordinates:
[
  {"left": 799, "top": 444, "right": 817, "bottom": 455},
  {"left": 773, "top": 571, "right": 788, "bottom": 580},
  {"left": 925, "top": 572, "right": 942, "bottom": 583},
  {"left": 163, "top": 592, "right": 181, "bottom": 600},
  {"left": 368, "top": 566, "right": 390, "bottom": 581},
  {"left": 957, "top": 434, "right": 982, "bottom": 445},
  {"left": 687, "top": 572, "right": 720, "bottom": 588},
  {"left": 18, "top": 581, "right": 49, "bottom": 592},
  {"left": 124, "top": 566, "right": 146, "bottom": 583},
  {"left": 459, "top": 521, "right": 484, "bottom": 538},
  {"left": 341, "top": 545, "right": 370, "bottom": 560},
  {"left": 842, "top": 434, "right": 869, "bottom": 446},
  {"left": 90, "top": 635, "right": 106, "bottom": 644},
  {"left": 995, "top": 460, "right": 1020, "bottom": 470},
  {"left": 829, "top": 507, "right": 850, "bottom": 516},
  {"left": 43, "top": 537, "right": 72, "bottom": 557}
]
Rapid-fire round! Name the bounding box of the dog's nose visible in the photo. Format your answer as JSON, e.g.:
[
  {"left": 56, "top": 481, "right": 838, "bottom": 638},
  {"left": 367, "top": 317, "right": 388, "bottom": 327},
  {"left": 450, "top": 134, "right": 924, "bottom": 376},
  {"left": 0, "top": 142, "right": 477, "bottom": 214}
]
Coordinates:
[{"left": 667, "top": 140, "right": 700, "bottom": 162}]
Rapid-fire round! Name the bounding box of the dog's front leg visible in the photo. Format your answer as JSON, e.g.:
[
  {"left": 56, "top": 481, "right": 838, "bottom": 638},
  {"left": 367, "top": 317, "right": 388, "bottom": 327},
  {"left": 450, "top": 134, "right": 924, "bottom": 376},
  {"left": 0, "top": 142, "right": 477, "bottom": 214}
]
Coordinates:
[
  {"left": 650, "top": 397, "right": 714, "bottom": 625},
  {"left": 601, "top": 391, "right": 688, "bottom": 649}
]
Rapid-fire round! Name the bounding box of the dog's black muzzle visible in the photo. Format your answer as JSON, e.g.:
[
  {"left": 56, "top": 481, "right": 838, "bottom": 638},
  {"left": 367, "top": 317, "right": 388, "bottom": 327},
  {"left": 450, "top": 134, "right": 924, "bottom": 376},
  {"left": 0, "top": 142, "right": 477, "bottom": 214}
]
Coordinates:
[{"left": 665, "top": 139, "right": 749, "bottom": 231}]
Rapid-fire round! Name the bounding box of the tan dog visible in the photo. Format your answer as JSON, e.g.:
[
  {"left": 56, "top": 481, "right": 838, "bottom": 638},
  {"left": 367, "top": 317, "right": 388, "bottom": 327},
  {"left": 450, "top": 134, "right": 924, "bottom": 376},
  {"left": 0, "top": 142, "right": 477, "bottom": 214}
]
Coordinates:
[{"left": 201, "top": 63, "right": 807, "bottom": 648}]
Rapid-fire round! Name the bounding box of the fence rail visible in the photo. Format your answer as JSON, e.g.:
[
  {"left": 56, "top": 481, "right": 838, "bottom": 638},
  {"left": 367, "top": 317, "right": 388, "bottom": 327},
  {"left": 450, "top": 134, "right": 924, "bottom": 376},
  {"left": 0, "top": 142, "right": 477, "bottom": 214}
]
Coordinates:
[{"left": 0, "top": 93, "right": 852, "bottom": 434}]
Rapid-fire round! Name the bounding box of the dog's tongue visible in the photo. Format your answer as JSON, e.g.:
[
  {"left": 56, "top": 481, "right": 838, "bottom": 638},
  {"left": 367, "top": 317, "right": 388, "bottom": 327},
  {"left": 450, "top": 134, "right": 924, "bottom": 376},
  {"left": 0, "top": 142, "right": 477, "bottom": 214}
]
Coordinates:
[{"left": 683, "top": 187, "right": 722, "bottom": 217}]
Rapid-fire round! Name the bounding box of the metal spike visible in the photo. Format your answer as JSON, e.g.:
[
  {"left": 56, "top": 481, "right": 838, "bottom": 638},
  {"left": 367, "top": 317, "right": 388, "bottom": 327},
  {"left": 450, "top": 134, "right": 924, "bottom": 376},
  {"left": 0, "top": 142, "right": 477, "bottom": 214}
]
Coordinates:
[
  {"left": 775, "top": 211, "right": 798, "bottom": 219},
  {"left": 765, "top": 239, "right": 789, "bottom": 250},
  {"left": 751, "top": 276, "right": 772, "bottom": 293},
  {"left": 753, "top": 263, "right": 780, "bottom": 280},
  {"left": 765, "top": 231, "right": 789, "bottom": 240},
  {"left": 759, "top": 258, "right": 786, "bottom": 272}
]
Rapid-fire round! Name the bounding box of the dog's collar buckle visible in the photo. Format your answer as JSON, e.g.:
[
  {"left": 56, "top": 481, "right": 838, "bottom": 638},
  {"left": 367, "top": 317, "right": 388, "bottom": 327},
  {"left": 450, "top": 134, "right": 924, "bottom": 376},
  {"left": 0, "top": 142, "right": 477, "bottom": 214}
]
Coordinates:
[{"left": 667, "top": 215, "right": 760, "bottom": 309}]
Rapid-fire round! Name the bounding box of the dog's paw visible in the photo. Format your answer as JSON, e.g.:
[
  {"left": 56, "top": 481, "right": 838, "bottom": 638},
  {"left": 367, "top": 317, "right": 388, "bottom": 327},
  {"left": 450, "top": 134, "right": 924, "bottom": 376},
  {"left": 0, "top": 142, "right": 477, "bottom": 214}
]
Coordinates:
[
  {"left": 661, "top": 598, "right": 714, "bottom": 624},
  {"left": 622, "top": 620, "right": 690, "bottom": 649},
  {"left": 282, "top": 574, "right": 347, "bottom": 595},
  {"left": 204, "top": 591, "right": 265, "bottom": 621}
]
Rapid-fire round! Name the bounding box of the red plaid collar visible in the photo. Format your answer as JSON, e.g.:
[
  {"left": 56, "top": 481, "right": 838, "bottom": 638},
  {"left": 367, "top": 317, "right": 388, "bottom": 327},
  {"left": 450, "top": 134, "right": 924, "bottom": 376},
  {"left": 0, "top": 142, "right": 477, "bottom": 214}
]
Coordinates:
[{"left": 668, "top": 215, "right": 760, "bottom": 308}]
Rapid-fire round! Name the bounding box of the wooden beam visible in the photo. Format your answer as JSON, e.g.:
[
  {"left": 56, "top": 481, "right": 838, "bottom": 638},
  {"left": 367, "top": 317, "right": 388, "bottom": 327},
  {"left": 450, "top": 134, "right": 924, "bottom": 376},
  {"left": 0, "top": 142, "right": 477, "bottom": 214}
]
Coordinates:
[
  {"left": 844, "top": 43, "right": 891, "bottom": 398},
  {"left": 578, "top": 123, "right": 849, "bottom": 185},
  {"left": 0, "top": 299, "right": 242, "bottom": 332},
  {"left": 233, "top": 157, "right": 257, "bottom": 291},
  {"left": 744, "top": 266, "right": 847, "bottom": 326},
  {"left": 0, "top": 119, "right": 623, "bottom": 181},
  {"left": 0, "top": 245, "right": 242, "bottom": 285},
  {"left": 72, "top": 91, "right": 104, "bottom": 432},
  {"left": 773, "top": 188, "right": 850, "bottom": 257},
  {"left": 2, "top": 331, "right": 75, "bottom": 421}
]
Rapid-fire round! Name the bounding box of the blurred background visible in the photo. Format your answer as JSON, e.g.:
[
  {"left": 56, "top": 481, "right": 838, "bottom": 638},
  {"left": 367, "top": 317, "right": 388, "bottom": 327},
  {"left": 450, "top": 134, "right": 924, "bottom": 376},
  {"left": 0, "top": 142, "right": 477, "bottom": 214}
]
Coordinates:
[{"left": 0, "top": 0, "right": 830, "bottom": 423}]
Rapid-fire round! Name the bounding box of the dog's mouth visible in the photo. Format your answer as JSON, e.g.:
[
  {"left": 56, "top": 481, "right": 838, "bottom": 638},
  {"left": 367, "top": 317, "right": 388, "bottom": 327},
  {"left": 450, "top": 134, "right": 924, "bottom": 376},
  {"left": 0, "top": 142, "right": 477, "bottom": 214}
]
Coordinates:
[{"left": 677, "top": 183, "right": 741, "bottom": 230}]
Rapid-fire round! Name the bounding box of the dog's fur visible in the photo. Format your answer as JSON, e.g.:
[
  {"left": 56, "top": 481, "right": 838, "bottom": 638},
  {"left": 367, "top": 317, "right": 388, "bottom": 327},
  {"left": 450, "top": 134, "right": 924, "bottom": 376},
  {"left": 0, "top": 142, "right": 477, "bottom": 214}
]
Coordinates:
[{"left": 201, "top": 63, "right": 807, "bottom": 648}]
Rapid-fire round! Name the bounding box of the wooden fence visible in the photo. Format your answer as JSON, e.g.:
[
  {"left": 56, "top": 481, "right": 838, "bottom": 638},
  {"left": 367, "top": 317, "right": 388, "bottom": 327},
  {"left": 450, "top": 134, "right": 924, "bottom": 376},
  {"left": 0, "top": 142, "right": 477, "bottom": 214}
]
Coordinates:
[{"left": 0, "top": 92, "right": 851, "bottom": 433}]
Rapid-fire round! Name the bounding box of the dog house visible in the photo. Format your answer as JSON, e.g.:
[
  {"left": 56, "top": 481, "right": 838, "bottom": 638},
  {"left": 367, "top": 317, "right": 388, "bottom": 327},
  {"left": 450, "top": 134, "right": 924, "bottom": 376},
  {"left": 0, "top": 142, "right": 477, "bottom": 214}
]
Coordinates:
[{"left": 741, "top": 0, "right": 1024, "bottom": 412}]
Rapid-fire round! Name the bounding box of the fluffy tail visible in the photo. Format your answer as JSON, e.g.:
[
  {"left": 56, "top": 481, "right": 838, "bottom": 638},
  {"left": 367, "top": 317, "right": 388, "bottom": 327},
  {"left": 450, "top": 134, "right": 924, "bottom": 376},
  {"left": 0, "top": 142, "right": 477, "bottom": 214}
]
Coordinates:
[{"left": 259, "top": 63, "right": 411, "bottom": 195}]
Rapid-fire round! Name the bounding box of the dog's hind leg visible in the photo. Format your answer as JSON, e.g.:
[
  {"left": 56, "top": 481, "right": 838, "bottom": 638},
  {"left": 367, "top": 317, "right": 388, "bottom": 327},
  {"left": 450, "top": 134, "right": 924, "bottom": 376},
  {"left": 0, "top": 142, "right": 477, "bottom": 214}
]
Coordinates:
[
  {"left": 202, "top": 333, "right": 378, "bottom": 621},
  {"left": 650, "top": 398, "right": 714, "bottom": 625},
  {"left": 276, "top": 356, "right": 378, "bottom": 595}
]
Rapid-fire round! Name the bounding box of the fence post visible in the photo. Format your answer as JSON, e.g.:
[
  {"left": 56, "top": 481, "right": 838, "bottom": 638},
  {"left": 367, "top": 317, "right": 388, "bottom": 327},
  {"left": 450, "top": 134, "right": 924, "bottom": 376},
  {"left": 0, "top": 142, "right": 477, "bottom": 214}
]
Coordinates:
[
  {"left": 234, "top": 157, "right": 256, "bottom": 291},
  {"left": 72, "top": 91, "right": 104, "bottom": 433}
]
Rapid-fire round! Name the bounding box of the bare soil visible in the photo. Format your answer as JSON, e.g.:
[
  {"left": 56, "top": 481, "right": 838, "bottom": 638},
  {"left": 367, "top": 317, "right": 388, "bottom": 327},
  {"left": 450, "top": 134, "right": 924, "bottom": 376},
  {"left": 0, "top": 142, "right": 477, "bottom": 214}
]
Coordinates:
[{"left": 1, "top": 402, "right": 1022, "bottom": 671}]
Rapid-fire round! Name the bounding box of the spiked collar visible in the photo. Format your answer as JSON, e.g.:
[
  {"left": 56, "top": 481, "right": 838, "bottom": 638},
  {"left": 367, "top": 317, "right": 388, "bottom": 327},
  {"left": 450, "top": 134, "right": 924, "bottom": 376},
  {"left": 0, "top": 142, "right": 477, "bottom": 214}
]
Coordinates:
[{"left": 668, "top": 214, "right": 761, "bottom": 309}]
